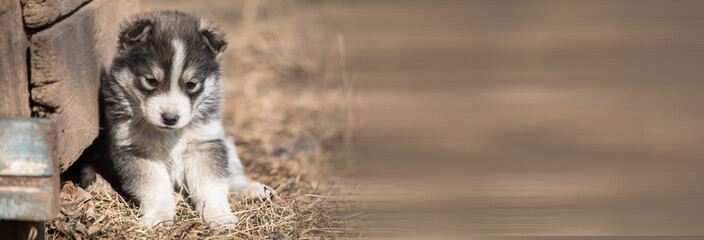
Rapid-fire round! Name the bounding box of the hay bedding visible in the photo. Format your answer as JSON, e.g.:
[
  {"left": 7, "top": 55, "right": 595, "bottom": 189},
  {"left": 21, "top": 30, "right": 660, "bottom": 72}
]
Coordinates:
[
  {"left": 49, "top": 169, "right": 358, "bottom": 239},
  {"left": 47, "top": 0, "right": 360, "bottom": 239}
]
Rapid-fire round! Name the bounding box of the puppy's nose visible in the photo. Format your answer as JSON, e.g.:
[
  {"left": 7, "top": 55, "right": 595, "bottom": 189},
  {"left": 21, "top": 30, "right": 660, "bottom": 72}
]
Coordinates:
[{"left": 161, "top": 113, "right": 179, "bottom": 126}]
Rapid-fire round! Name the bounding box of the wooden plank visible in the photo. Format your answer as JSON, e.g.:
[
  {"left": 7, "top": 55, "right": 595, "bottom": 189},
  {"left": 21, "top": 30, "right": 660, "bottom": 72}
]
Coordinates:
[
  {"left": 21, "top": 0, "right": 91, "bottom": 28},
  {"left": 0, "top": 0, "right": 31, "bottom": 117},
  {"left": 0, "top": 177, "right": 56, "bottom": 221},
  {"left": 0, "top": 118, "right": 52, "bottom": 176},
  {"left": 30, "top": 0, "right": 138, "bottom": 171},
  {"left": 0, "top": 118, "right": 57, "bottom": 222}
]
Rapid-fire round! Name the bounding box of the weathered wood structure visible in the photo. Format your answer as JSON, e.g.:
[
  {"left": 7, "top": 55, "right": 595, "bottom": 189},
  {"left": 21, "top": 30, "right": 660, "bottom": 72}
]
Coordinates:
[
  {"left": 0, "top": 0, "right": 137, "bottom": 238},
  {"left": 0, "top": 118, "right": 58, "bottom": 220}
]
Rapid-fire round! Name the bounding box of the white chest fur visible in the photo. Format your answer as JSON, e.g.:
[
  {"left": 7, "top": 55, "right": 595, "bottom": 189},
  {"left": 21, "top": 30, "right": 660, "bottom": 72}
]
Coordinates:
[{"left": 117, "top": 119, "right": 226, "bottom": 189}]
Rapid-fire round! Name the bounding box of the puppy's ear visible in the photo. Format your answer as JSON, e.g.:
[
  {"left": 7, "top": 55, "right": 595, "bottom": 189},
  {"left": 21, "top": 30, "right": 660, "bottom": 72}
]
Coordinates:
[
  {"left": 119, "top": 19, "right": 152, "bottom": 49},
  {"left": 200, "top": 22, "right": 227, "bottom": 59}
]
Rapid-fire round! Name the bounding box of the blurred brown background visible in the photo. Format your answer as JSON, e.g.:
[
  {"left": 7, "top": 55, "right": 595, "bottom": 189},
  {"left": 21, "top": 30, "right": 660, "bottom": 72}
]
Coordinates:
[{"left": 331, "top": 0, "right": 704, "bottom": 238}]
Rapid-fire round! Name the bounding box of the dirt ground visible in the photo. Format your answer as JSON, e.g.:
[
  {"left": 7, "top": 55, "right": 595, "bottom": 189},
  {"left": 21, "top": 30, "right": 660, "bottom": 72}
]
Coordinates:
[{"left": 48, "top": 0, "right": 361, "bottom": 239}]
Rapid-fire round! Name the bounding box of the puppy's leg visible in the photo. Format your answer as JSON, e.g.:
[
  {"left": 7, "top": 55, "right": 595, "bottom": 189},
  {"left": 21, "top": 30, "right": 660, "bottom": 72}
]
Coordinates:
[
  {"left": 184, "top": 139, "right": 238, "bottom": 228},
  {"left": 225, "top": 138, "right": 273, "bottom": 199},
  {"left": 119, "top": 158, "right": 176, "bottom": 228}
]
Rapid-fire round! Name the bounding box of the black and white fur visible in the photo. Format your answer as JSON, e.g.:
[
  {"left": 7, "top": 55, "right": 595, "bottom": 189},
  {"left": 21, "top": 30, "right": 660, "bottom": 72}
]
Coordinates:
[{"left": 102, "top": 11, "right": 270, "bottom": 228}]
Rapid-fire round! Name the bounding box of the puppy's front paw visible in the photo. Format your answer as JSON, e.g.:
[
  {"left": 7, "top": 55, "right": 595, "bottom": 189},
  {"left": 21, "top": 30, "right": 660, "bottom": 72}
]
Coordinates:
[
  {"left": 141, "top": 213, "right": 174, "bottom": 228},
  {"left": 245, "top": 182, "right": 275, "bottom": 200},
  {"left": 206, "top": 214, "right": 239, "bottom": 229}
]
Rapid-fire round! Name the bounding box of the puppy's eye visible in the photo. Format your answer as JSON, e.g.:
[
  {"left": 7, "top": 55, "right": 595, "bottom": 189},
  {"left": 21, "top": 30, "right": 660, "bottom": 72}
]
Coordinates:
[
  {"left": 185, "top": 82, "right": 198, "bottom": 90},
  {"left": 146, "top": 78, "right": 158, "bottom": 87}
]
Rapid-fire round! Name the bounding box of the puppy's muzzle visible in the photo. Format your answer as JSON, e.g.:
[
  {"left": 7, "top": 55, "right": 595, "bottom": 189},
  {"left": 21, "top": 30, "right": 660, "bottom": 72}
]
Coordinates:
[{"left": 161, "top": 113, "right": 180, "bottom": 126}]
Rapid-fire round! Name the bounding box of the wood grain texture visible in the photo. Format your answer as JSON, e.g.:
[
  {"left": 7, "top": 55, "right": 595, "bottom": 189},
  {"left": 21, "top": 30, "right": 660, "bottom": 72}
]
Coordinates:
[
  {"left": 30, "top": 0, "right": 138, "bottom": 171},
  {"left": 0, "top": 0, "right": 30, "bottom": 117},
  {"left": 21, "top": 0, "right": 91, "bottom": 28}
]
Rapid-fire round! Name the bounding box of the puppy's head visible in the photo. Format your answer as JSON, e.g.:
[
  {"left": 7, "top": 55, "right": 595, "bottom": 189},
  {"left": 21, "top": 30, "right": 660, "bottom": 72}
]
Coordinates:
[{"left": 111, "top": 11, "right": 227, "bottom": 130}]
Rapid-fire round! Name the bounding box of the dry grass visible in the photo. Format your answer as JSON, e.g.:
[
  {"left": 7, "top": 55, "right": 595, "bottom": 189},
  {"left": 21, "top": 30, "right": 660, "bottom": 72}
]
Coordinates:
[{"left": 47, "top": 0, "right": 361, "bottom": 239}]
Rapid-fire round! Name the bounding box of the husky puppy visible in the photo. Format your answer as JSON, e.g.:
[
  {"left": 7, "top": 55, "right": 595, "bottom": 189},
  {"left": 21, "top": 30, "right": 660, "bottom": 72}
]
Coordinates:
[{"left": 102, "top": 11, "right": 270, "bottom": 228}]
